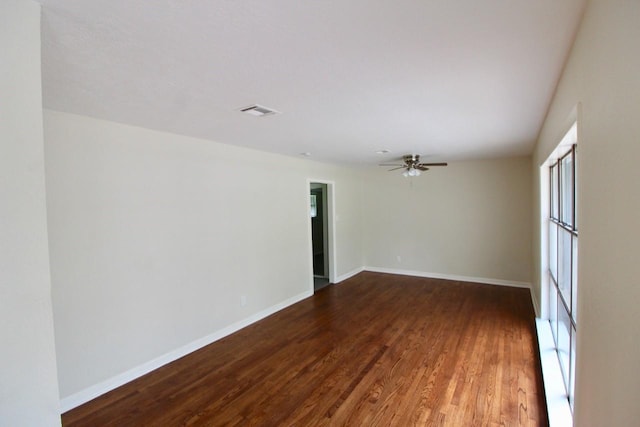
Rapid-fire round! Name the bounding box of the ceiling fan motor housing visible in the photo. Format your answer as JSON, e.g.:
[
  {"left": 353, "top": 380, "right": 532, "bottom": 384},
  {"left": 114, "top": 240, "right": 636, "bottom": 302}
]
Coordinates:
[
  {"left": 404, "top": 154, "right": 420, "bottom": 164},
  {"left": 379, "top": 154, "right": 447, "bottom": 175}
]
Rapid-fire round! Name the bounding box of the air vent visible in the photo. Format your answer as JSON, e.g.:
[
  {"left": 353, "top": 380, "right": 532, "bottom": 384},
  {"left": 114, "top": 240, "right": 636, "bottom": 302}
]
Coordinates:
[{"left": 239, "top": 104, "right": 280, "bottom": 117}]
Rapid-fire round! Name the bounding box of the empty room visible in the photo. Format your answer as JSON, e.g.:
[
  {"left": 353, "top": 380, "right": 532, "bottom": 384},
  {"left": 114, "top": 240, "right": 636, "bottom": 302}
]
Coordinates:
[{"left": 2, "top": 0, "right": 639, "bottom": 426}]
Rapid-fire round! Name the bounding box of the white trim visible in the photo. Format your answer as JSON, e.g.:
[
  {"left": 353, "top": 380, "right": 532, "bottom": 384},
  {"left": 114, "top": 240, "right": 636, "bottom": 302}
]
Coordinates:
[
  {"left": 59, "top": 267, "right": 535, "bottom": 412},
  {"left": 363, "top": 266, "right": 531, "bottom": 289},
  {"left": 305, "top": 183, "right": 315, "bottom": 293},
  {"left": 539, "top": 165, "right": 551, "bottom": 320},
  {"left": 307, "top": 179, "right": 337, "bottom": 286},
  {"left": 536, "top": 319, "right": 573, "bottom": 427},
  {"left": 334, "top": 267, "right": 364, "bottom": 284},
  {"left": 59, "top": 289, "right": 313, "bottom": 413},
  {"left": 530, "top": 285, "right": 541, "bottom": 318}
]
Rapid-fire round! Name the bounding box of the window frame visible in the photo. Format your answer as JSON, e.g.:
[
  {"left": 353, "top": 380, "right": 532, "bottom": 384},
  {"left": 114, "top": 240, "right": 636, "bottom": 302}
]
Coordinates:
[{"left": 548, "top": 142, "right": 578, "bottom": 410}]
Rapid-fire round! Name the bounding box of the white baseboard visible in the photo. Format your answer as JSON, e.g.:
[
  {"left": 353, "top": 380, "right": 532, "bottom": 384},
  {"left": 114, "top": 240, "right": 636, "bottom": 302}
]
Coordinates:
[
  {"left": 334, "top": 266, "right": 364, "bottom": 284},
  {"left": 530, "top": 286, "right": 541, "bottom": 317},
  {"left": 59, "top": 289, "right": 313, "bottom": 413},
  {"left": 60, "top": 268, "right": 532, "bottom": 412},
  {"left": 363, "top": 266, "right": 531, "bottom": 289}
]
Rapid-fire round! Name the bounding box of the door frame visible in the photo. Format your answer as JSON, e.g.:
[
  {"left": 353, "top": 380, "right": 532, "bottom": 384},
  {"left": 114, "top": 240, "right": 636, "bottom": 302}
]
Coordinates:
[{"left": 306, "top": 179, "right": 336, "bottom": 291}]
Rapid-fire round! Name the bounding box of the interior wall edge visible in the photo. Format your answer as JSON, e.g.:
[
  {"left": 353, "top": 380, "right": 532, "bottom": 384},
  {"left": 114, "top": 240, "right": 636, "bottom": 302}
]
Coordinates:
[
  {"left": 0, "top": 0, "right": 61, "bottom": 424},
  {"left": 530, "top": 283, "right": 541, "bottom": 318},
  {"left": 333, "top": 267, "right": 365, "bottom": 284}
]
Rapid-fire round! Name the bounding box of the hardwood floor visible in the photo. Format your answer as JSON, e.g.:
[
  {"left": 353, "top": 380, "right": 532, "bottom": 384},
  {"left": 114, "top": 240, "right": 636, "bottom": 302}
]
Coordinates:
[{"left": 62, "top": 272, "right": 547, "bottom": 426}]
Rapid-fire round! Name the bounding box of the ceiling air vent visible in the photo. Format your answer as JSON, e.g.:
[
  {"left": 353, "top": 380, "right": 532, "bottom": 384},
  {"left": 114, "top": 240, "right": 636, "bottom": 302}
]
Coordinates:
[{"left": 239, "top": 104, "right": 280, "bottom": 117}]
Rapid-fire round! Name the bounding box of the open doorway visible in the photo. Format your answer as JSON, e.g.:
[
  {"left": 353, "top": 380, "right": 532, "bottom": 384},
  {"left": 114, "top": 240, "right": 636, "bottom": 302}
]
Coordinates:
[{"left": 310, "top": 182, "right": 332, "bottom": 292}]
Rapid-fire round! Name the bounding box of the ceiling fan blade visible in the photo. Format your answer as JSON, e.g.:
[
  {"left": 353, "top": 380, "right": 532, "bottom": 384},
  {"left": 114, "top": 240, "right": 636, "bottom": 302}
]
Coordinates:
[
  {"left": 379, "top": 163, "right": 404, "bottom": 166},
  {"left": 416, "top": 166, "right": 430, "bottom": 171},
  {"left": 418, "top": 162, "right": 448, "bottom": 167},
  {"left": 388, "top": 166, "right": 406, "bottom": 171}
]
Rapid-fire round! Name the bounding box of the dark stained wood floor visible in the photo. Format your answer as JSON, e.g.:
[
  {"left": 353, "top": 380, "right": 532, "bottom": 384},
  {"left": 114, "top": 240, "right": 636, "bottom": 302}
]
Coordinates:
[{"left": 62, "top": 272, "right": 547, "bottom": 426}]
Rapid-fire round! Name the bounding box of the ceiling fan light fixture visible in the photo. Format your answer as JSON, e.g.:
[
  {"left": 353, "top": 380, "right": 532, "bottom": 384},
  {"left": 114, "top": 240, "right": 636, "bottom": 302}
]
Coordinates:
[
  {"left": 403, "top": 168, "right": 421, "bottom": 177},
  {"left": 381, "top": 154, "right": 447, "bottom": 176}
]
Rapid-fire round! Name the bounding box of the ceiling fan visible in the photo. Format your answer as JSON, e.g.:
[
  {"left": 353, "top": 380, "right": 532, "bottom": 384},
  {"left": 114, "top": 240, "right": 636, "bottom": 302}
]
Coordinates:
[{"left": 380, "top": 154, "right": 448, "bottom": 177}]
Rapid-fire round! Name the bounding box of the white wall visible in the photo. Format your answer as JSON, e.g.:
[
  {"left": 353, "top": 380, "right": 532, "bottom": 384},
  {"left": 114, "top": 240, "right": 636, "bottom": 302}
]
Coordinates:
[
  {"left": 532, "top": 0, "right": 640, "bottom": 424},
  {"left": 44, "top": 110, "right": 362, "bottom": 404},
  {"left": 363, "top": 157, "right": 532, "bottom": 286},
  {"left": 0, "top": 1, "right": 61, "bottom": 425},
  {"left": 46, "top": 111, "right": 534, "bottom": 408}
]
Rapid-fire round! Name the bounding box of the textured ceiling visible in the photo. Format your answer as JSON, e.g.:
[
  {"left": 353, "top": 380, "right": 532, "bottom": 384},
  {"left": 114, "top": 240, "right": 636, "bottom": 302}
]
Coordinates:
[{"left": 39, "top": 0, "right": 586, "bottom": 165}]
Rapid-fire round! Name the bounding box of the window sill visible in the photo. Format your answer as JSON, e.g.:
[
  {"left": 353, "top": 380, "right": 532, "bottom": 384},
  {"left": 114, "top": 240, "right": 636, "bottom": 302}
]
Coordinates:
[{"left": 535, "top": 319, "right": 573, "bottom": 427}]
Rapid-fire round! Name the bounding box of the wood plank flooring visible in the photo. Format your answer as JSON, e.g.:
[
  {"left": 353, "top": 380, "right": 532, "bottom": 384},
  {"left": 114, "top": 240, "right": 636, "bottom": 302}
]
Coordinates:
[{"left": 62, "top": 272, "right": 547, "bottom": 426}]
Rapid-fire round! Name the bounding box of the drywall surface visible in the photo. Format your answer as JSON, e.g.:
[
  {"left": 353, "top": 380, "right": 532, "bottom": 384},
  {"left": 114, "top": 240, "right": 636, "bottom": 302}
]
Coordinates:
[
  {"left": 532, "top": 0, "right": 640, "bottom": 424},
  {"left": 362, "top": 157, "right": 532, "bottom": 285},
  {"left": 0, "top": 1, "right": 61, "bottom": 425},
  {"left": 44, "top": 110, "right": 362, "bottom": 402}
]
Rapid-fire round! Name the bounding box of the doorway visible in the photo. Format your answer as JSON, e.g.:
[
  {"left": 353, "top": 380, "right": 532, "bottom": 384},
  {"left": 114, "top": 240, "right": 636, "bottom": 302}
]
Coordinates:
[{"left": 310, "top": 182, "right": 331, "bottom": 292}]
